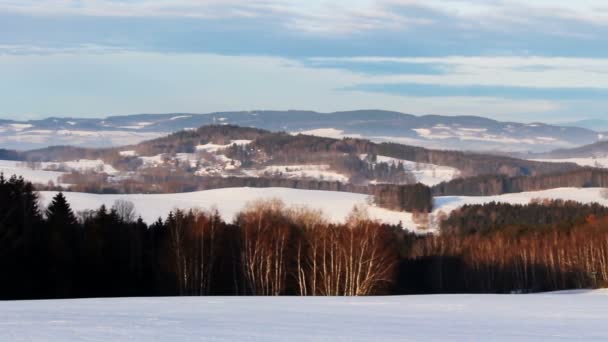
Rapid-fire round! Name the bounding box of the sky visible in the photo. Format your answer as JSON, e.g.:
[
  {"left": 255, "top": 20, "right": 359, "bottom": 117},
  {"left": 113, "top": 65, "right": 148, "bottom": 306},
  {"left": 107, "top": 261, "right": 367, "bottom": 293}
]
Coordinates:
[{"left": 1, "top": 1, "right": 608, "bottom": 122}]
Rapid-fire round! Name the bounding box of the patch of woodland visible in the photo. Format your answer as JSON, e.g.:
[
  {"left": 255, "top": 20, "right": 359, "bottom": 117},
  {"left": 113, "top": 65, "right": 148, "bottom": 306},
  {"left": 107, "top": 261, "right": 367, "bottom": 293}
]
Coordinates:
[{"left": 433, "top": 168, "right": 608, "bottom": 196}]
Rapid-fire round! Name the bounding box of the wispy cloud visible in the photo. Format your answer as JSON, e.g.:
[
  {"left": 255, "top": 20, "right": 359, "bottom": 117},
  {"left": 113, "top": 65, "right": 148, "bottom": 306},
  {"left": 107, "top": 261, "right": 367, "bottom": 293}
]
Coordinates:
[
  {"left": 1, "top": 1, "right": 608, "bottom": 121},
  {"left": 2, "top": 0, "right": 608, "bottom": 35},
  {"left": 346, "top": 83, "right": 608, "bottom": 100},
  {"left": 309, "top": 56, "right": 608, "bottom": 88}
]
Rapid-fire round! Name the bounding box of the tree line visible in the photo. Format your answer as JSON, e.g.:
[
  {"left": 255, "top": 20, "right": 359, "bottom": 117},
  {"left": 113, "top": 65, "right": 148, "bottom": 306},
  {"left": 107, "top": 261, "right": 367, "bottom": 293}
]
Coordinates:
[
  {"left": 433, "top": 169, "right": 608, "bottom": 196},
  {"left": 0, "top": 174, "right": 399, "bottom": 299},
  {"left": 2, "top": 174, "right": 607, "bottom": 299}
]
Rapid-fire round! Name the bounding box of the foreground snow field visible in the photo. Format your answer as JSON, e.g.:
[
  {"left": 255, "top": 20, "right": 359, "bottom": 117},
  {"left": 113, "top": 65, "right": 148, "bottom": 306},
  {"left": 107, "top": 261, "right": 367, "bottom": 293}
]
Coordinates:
[{"left": 2, "top": 291, "right": 608, "bottom": 341}]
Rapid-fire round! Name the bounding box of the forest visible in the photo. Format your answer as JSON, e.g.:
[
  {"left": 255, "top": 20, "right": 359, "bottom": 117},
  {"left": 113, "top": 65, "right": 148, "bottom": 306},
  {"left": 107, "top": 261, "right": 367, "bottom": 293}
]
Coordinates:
[
  {"left": 433, "top": 168, "right": 608, "bottom": 196},
  {"left": 2, "top": 174, "right": 608, "bottom": 299}
]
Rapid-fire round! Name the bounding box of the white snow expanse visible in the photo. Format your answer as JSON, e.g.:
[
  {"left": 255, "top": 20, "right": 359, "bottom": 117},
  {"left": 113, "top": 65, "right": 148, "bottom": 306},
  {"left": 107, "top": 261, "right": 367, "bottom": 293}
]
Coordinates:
[
  {"left": 195, "top": 140, "right": 251, "bottom": 153},
  {"left": 246, "top": 164, "right": 350, "bottom": 182},
  {"left": 363, "top": 154, "right": 460, "bottom": 186},
  {"left": 38, "top": 188, "right": 411, "bottom": 226},
  {"left": 433, "top": 187, "right": 608, "bottom": 217},
  {"left": 41, "top": 159, "right": 119, "bottom": 175},
  {"left": 2, "top": 291, "right": 608, "bottom": 341},
  {"left": 34, "top": 187, "right": 608, "bottom": 232},
  {"left": 0, "top": 160, "right": 63, "bottom": 185}
]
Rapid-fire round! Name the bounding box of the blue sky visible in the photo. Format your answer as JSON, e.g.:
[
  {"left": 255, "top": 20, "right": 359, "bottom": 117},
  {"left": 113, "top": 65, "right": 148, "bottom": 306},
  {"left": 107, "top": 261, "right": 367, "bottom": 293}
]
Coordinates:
[{"left": 1, "top": 1, "right": 608, "bottom": 122}]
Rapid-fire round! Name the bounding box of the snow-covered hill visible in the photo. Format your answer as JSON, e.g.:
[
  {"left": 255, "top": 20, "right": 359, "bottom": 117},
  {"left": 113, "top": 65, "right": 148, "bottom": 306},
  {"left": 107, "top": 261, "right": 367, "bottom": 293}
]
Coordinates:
[
  {"left": 34, "top": 187, "right": 608, "bottom": 232},
  {"left": 2, "top": 291, "right": 607, "bottom": 341},
  {"left": 0, "top": 160, "right": 64, "bottom": 185},
  {"left": 38, "top": 188, "right": 417, "bottom": 228},
  {"left": 1, "top": 110, "right": 604, "bottom": 152},
  {"left": 362, "top": 154, "right": 459, "bottom": 186},
  {"left": 433, "top": 187, "right": 608, "bottom": 216}
]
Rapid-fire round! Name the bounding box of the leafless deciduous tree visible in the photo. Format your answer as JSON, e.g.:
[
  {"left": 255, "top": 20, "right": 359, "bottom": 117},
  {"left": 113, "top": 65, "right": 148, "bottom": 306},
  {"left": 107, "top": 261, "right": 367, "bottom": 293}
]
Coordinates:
[
  {"left": 237, "top": 200, "right": 293, "bottom": 296},
  {"left": 112, "top": 199, "right": 137, "bottom": 223}
]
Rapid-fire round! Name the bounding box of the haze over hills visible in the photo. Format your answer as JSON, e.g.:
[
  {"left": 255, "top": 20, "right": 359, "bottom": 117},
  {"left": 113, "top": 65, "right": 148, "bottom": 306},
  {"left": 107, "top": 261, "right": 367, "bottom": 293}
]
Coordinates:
[
  {"left": 561, "top": 119, "right": 608, "bottom": 132},
  {"left": 533, "top": 140, "right": 608, "bottom": 159},
  {"left": 1, "top": 110, "right": 605, "bottom": 152}
]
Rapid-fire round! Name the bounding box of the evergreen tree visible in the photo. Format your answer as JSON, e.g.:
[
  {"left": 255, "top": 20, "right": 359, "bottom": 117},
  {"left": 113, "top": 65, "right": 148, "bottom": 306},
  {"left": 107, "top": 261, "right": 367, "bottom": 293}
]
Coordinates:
[
  {"left": 44, "top": 192, "right": 79, "bottom": 298},
  {"left": 0, "top": 174, "right": 44, "bottom": 299}
]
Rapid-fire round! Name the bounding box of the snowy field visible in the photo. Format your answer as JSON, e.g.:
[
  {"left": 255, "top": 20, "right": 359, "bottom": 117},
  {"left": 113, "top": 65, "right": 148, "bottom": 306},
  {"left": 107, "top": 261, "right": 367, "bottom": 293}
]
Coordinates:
[
  {"left": 38, "top": 188, "right": 415, "bottom": 227},
  {"left": 2, "top": 291, "right": 608, "bottom": 341},
  {"left": 367, "top": 154, "right": 460, "bottom": 186},
  {"left": 0, "top": 160, "right": 64, "bottom": 185},
  {"left": 36, "top": 187, "right": 608, "bottom": 231},
  {"left": 244, "top": 164, "right": 350, "bottom": 182},
  {"left": 433, "top": 187, "right": 608, "bottom": 216}
]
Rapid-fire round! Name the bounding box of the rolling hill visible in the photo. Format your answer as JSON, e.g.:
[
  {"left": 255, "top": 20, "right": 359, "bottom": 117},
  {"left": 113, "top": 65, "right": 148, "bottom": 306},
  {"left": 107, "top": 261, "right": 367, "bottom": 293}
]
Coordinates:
[{"left": 1, "top": 110, "right": 604, "bottom": 152}]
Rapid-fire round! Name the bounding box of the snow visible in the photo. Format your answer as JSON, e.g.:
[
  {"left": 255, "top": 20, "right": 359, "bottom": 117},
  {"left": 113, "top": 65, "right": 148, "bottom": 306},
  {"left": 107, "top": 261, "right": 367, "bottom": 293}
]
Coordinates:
[
  {"left": 0, "top": 160, "right": 63, "bottom": 185},
  {"left": 0, "top": 129, "right": 166, "bottom": 150},
  {"left": 294, "top": 128, "right": 362, "bottom": 139},
  {"left": 41, "top": 159, "right": 119, "bottom": 175},
  {"left": 248, "top": 164, "right": 350, "bottom": 182},
  {"left": 0, "top": 159, "right": 120, "bottom": 184},
  {"left": 431, "top": 187, "right": 608, "bottom": 227},
  {"left": 8, "top": 123, "right": 33, "bottom": 131},
  {"left": 33, "top": 186, "right": 608, "bottom": 232},
  {"left": 118, "top": 122, "right": 154, "bottom": 130},
  {"left": 531, "top": 157, "right": 608, "bottom": 168},
  {"left": 169, "top": 115, "right": 192, "bottom": 120},
  {"left": 119, "top": 150, "right": 137, "bottom": 157},
  {"left": 381, "top": 187, "right": 608, "bottom": 232},
  {"left": 2, "top": 291, "right": 608, "bottom": 341},
  {"left": 364, "top": 155, "right": 460, "bottom": 186},
  {"left": 140, "top": 154, "right": 165, "bottom": 166},
  {"left": 413, "top": 126, "right": 567, "bottom": 146},
  {"left": 195, "top": 140, "right": 251, "bottom": 153},
  {"left": 38, "top": 188, "right": 415, "bottom": 228},
  {"left": 175, "top": 153, "right": 200, "bottom": 168}
]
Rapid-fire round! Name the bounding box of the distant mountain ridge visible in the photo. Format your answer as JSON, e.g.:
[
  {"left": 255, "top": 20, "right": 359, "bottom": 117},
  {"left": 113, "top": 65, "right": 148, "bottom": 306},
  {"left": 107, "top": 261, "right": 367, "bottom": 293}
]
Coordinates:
[{"left": 0, "top": 110, "right": 605, "bottom": 152}]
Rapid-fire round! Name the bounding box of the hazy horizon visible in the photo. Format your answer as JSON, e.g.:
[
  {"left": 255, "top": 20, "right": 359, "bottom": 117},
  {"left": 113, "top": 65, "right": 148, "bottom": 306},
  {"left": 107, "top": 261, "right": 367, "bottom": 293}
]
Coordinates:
[{"left": 0, "top": 109, "right": 606, "bottom": 127}]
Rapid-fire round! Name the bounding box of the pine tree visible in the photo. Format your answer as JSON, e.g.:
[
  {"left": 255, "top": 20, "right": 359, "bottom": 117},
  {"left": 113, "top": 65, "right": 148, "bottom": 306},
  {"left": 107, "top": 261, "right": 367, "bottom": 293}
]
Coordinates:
[
  {"left": 46, "top": 192, "right": 78, "bottom": 227},
  {"left": 45, "top": 192, "right": 79, "bottom": 298}
]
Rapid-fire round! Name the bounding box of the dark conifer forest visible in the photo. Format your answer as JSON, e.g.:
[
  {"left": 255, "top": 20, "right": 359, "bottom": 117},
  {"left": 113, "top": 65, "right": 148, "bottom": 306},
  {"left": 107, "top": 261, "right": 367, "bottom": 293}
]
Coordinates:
[{"left": 1, "top": 174, "right": 608, "bottom": 299}]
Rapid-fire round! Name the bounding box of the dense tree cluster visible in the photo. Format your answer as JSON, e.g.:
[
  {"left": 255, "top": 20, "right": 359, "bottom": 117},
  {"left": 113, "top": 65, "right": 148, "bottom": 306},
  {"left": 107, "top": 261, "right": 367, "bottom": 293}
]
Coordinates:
[
  {"left": 402, "top": 216, "right": 608, "bottom": 293},
  {"left": 440, "top": 200, "right": 608, "bottom": 235},
  {"left": 375, "top": 142, "right": 580, "bottom": 177},
  {"left": 372, "top": 183, "right": 433, "bottom": 213}
]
